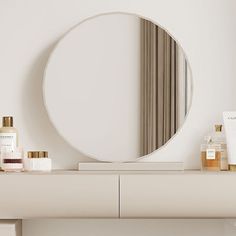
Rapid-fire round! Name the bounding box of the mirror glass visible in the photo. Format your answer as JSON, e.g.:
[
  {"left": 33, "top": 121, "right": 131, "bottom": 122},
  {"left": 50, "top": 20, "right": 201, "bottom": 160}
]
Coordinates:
[{"left": 44, "top": 13, "right": 192, "bottom": 162}]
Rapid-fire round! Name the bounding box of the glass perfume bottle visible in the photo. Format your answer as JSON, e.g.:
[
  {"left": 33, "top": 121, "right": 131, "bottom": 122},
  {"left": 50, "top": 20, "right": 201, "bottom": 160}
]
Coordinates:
[
  {"left": 201, "top": 137, "right": 221, "bottom": 171},
  {"left": 211, "top": 124, "right": 228, "bottom": 170}
]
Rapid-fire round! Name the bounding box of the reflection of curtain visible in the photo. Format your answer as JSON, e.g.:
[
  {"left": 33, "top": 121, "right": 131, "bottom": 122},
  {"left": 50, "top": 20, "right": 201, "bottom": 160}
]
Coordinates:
[{"left": 141, "top": 19, "right": 189, "bottom": 156}]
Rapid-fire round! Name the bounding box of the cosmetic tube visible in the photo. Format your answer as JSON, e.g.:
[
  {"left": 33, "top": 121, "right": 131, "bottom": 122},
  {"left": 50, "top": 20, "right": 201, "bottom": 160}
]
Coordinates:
[{"left": 223, "top": 111, "right": 236, "bottom": 171}]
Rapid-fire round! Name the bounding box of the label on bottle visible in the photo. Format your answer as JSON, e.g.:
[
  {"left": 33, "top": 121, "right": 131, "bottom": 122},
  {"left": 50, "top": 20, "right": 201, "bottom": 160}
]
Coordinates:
[
  {"left": 0, "top": 133, "right": 17, "bottom": 152},
  {"left": 206, "top": 148, "right": 216, "bottom": 160}
]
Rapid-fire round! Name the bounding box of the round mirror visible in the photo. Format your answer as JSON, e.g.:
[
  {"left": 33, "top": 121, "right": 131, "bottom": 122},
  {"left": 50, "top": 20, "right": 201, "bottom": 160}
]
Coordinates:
[{"left": 43, "top": 13, "right": 192, "bottom": 162}]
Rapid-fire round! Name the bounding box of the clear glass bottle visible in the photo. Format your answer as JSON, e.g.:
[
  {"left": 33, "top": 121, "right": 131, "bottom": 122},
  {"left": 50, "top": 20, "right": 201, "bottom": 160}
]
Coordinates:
[
  {"left": 211, "top": 124, "right": 228, "bottom": 170},
  {"left": 201, "top": 137, "right": 221, "bottom": 171}
]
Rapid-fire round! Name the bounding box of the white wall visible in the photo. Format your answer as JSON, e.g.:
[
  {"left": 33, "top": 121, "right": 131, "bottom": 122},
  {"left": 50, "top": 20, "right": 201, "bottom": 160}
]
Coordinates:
[
  {"left": 0, "top": 0, "right": 235, "bottom": 169},
  {"left": 1, "top": 0, "right": 236, "bottom": 235},
  {"left": 1, "top": 0, "right": 236, "bottom": 169}
]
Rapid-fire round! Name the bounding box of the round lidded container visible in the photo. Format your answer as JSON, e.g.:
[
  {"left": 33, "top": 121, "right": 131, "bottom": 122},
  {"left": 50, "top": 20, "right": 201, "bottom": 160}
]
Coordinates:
[{"left": 24, "top": 151, "right": 52, "bottom": 172}]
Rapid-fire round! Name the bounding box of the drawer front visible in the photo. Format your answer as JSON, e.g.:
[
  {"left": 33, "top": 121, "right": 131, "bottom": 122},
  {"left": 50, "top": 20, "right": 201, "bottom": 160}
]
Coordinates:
[
  {"left": 120, "top": 174, "right": 236, "bottom": 218},
  {"left": 0, "top": 175, "right": 119, "bottom": 218}
]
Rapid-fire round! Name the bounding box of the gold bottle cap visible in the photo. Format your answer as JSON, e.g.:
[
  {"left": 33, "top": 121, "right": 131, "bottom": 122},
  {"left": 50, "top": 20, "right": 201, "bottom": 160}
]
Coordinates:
[
  {"left": 215, "top": 124, "right": 223, "bottom": 132},
  {"left": 229, "top": 165, "right": 236, "bottom": 171},
  {"left": 28, "top": 151, "right": 48, "bottom": 158},
  {"left": 2, "top": 116, "right": 13, "bottom": 127}
]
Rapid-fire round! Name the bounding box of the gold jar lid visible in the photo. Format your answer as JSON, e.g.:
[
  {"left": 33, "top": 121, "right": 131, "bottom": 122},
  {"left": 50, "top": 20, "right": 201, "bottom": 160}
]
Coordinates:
[
  {"left": 27, "top": 151, "right": 48, "bottom": 158},
  {"left": 215, "top": 124, "right": 223, "bottom": 132},
  {"left": 2, "top": 116, "right": 13, "bottom": 127}
]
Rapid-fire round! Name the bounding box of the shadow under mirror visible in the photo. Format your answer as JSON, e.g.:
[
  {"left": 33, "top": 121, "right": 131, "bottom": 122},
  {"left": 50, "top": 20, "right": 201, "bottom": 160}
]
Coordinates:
[{"left": 43, "top": 13, "right": 192, "bottom": 162}]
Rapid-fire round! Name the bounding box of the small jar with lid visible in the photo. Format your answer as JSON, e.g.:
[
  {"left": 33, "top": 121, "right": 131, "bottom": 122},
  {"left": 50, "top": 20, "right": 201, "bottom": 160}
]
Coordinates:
[
  {"left": 24, "top": 151, "right": 52, "bottom": 172},
  {"left": 201, "top": 137, "right": 221, "bottom": 171}
]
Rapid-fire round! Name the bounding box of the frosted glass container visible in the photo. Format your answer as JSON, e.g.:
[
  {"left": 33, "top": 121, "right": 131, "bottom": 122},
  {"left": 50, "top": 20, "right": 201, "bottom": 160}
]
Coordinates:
[
  {"left": 24, "top": 151, "right": 51, "bottom": 172},
  {"left": 24, "top": 158, "right": 52, "bottom": 172}
]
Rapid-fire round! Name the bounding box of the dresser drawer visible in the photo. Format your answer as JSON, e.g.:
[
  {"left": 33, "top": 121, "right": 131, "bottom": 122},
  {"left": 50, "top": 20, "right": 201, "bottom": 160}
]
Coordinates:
[
  {"left": 120, "top": 173, "right": 236, "bottom": 218},
  {"left": 0, "top": 173, "right": 119, "bottom": 218}
]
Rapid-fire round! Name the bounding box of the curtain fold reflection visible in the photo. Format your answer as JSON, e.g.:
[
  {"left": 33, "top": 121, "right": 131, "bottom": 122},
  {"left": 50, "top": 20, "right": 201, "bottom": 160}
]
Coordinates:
[{"left": 141, "top": 19, "right": 189, "bottom": 156}]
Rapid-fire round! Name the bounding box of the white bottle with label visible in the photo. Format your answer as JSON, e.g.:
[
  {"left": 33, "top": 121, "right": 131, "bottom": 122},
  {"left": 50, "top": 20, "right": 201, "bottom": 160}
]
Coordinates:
[{"left": 0, "top": 117, "right": 18, "bottom": 168}]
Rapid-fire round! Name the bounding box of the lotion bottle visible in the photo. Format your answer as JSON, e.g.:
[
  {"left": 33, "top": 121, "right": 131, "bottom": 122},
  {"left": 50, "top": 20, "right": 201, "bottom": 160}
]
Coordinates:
[{"left": 0, "top": 116, "right": 18, "bottom": 151}]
